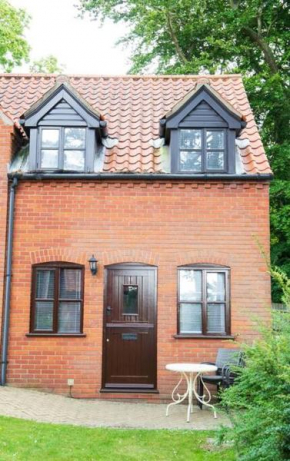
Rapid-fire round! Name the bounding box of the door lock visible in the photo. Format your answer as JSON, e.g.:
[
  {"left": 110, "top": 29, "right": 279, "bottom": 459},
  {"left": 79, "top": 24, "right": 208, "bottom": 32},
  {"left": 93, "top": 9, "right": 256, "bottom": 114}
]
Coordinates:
[
  {"left": 106, "top": 338, "right": 109, "bottom": 342},
  {"left": 106, "top": 306, "right": 112, "bottom": 315}
]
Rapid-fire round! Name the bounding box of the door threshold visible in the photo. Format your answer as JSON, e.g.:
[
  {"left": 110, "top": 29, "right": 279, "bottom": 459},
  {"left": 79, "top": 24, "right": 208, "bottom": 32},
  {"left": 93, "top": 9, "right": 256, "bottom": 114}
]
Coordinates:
[{"left": 100, "top": 388, "right": 159, "bottom": 394}]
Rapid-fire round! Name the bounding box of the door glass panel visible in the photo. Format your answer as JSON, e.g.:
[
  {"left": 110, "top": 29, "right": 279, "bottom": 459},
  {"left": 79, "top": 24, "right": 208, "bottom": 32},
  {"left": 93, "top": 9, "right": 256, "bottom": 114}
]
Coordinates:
[
  {"left": 207, "top": 303, "right": 226, "bottom": 333},
  {"left": 180, "top": 130, "right": 202, "bottom": 149},
  {"left": 64, "top": 128, "right": 86, "bottom": 149},
  {"left": 180, "top": 270, "right": 202, "bottom": 301},
  {"left": 206, "top": 131, "right": 224, "bottom": 149},
  {"left": 41, "top": 129, "right": 59, "bottom": 148},
  {"left": 207, "top": 272, "right": 225, "bottom": 301},
  {"left": 180, "top": 303, "right": 202, "bottom": 333},
  {"left": 123, "top": 285, "right": 138, "bottom": 315},
  {"left": 180, "top": 151, "right": 202, "bottom": 171}
]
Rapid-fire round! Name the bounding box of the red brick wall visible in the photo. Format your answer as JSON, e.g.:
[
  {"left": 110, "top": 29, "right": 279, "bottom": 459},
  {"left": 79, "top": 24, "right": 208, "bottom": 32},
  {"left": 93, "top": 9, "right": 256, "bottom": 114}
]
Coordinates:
[{"left": 7, "top": 180, "right": 271, "bottom": 399}]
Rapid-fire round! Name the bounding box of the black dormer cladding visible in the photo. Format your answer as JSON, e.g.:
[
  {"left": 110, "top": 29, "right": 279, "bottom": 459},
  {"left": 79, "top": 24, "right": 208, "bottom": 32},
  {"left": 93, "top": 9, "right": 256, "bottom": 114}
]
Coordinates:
[
  {"left": 38, "top": 99, "right": 86, "bottom": 126},
  {"left": 180, "top": 101, "right": 228, "bottom": 128}
]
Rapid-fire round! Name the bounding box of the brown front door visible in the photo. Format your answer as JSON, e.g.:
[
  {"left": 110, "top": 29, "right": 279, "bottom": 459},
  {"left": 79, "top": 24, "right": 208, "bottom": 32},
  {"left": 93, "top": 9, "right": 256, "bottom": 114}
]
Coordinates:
[{"left": 102, "top": 264, "right": 157, "bottom": 391}]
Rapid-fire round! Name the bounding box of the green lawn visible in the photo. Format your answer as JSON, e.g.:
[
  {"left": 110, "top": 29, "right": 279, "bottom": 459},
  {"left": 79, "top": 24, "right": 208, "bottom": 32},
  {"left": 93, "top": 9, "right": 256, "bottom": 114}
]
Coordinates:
[{"left": 0, "top": 416, "right": 235, "bottom": 460}]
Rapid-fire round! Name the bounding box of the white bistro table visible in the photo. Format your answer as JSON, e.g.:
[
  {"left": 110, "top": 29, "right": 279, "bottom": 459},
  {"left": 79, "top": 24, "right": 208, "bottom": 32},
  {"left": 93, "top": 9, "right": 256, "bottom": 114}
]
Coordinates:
[{"left": 165, "top": 363, "right": 218, "bottom": 422}]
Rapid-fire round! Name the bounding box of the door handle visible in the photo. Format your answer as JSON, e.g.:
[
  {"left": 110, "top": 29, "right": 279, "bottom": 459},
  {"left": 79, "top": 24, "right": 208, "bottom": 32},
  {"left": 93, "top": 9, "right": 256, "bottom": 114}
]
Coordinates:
[{"left": 106, "top": 306, "right": 112, "bottom": 315}]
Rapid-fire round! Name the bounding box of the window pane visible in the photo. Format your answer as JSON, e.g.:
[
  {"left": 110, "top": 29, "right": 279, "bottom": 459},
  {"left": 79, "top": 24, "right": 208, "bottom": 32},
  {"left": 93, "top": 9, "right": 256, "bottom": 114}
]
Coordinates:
[
  {"left": 206, "top": 131, "right": 224, "bottom": 149},
  {"left": 180, "top": 130, "right": 202, "bottom": 149},
  {"left": 207, "top": 303, "right": 226, "bottom": 333},
  {"left": 41, "top": 129, "right": 59, "bottom": 148},
  {"left": 180, "top": 151, "right": 202, "bottom": 171},
  {"left": 123, "top": 285, "right": 138, "bottom": 314},
  {"left": 64, "top": 150, "right": 85, "bottom": 171},
  {"left": 41, "top": 149, "right": 59, "bottom": 169},
  {"left": 180, "top": 303, "right": 202, "bottom": 333},
  {"left": 34, "top": 301, "right": 53, "bottom": 331},
  {"left": 58, "top": 302, "right": 81, "bottom": 333},
  {"left": 36, "top": 270, "right": 54, "bottom": 299},
  {"left": 64, "top": 128, "right": 86, "bottom": 149},
  {"left": 207, "top": 151, "right": 224, "bottom": 170},
  {"left": 207, "top": 272, "right": 225, "bottom": 302},
  {"left": 60, "top": 269, "right": 82, "bottom": 299},
  {"left": 180, "top": 270, "right": 202, "bottom": 301}
]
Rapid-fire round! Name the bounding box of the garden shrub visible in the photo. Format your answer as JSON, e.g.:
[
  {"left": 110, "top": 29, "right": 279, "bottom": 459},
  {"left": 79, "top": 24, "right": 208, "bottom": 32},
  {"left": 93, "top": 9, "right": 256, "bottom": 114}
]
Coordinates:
[{"left": 219, "top": 267, "right": 290, "bottom": 461}]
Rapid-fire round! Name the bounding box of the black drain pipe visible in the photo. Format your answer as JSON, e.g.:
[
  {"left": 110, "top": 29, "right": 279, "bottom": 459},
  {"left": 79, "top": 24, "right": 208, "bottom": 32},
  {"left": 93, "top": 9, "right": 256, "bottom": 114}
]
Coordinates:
[{"left": 1, "top": 177, "right": 18, "bottom": 385}]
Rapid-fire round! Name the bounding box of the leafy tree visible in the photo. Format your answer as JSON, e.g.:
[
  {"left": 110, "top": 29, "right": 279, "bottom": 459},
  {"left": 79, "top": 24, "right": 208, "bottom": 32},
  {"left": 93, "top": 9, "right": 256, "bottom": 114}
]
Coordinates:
[
  {"left": 0, "top": 0, "right": 30, "bottom": 71},
  {"left": 78, "top": 0, "right": 290, "bottom": 301},
  {"left": 78, "top": 1, "right": 289, "bottom": 77},
  {"left": 29, "top": 55, "right": 65, "bottom": 74}
]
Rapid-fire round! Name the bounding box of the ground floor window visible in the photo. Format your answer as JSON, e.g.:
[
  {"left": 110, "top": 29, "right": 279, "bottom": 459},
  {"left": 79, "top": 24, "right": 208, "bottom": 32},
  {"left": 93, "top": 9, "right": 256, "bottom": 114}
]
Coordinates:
[
  {"left": 30, "top": 262, "right": 84, "bottom": 334},
  {"left": 178, "top": 265, "right": 230, "bottom": 336}
]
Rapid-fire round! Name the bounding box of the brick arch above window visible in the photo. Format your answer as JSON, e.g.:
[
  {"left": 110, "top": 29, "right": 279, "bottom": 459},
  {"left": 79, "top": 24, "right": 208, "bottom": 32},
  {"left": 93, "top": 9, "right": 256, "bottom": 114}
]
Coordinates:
[
  {"left": 177, "top": 250, "right": 236, "bottom": 268},
  {"left": 30, "top": 248, "right": 86, "bottom": 265}
]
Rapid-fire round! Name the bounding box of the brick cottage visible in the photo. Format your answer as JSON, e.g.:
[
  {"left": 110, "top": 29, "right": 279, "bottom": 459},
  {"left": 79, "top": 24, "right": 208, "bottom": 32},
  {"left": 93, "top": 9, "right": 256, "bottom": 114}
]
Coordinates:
[{"left": 0, "top": 74, "right": 272, "bottom": 400}]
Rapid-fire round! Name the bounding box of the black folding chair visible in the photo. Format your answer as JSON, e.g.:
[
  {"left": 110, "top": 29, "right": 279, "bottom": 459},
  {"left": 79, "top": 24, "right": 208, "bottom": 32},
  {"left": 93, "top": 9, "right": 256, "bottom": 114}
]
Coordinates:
[{"left": 198, "top": 348, "right": 243, "bottom": 409}]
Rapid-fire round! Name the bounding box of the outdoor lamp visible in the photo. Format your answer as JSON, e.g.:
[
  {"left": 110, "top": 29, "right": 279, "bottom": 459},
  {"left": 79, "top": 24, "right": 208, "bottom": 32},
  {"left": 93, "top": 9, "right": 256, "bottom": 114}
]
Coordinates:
[{"left": 89, "top": 255, "right": 98, "bottom": 275}]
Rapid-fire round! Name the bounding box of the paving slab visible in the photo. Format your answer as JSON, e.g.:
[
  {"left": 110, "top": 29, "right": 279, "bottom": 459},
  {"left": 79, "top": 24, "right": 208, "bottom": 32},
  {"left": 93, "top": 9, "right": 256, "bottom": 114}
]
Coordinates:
[{"left": 0, "top": 387, "right": 231, "bottom": 430}]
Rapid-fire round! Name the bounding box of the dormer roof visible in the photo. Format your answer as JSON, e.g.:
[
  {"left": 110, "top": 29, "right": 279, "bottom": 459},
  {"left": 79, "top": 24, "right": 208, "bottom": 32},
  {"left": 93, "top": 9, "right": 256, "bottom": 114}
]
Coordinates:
[
  {"left": 163, "top": 83, "right": 244, "bottom": 122},
  {"left": 21, "top": 80, "right": 102, "bottom": 128}
]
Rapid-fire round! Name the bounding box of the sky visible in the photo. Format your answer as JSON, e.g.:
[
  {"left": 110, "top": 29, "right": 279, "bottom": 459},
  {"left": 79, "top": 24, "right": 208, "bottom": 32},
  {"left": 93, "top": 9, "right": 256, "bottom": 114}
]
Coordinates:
[{"left": 9, "top": 0, "right": 130, "bottom": 75}]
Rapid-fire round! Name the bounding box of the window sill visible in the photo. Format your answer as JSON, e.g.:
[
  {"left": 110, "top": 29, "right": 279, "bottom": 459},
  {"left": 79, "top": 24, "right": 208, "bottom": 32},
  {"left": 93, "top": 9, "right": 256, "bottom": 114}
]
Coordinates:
[
  {"left": 26, "top": 333, "right": 86, "bottom": 338},
  {"left": 173, "top": 334, "right": 236, "bottom": 340}
]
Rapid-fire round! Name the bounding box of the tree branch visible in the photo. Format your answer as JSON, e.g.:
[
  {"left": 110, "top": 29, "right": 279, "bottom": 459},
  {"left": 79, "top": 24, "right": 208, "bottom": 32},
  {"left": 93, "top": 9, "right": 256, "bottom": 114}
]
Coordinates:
[
  {"left": 242, "top": 26, "right": 279, "bottom": 74},
  {"left": 164, "top": 11, "right": 188, "bottom": 65},
  {"left": 257, "top": 8, "right": 262, "bottom": 36}
]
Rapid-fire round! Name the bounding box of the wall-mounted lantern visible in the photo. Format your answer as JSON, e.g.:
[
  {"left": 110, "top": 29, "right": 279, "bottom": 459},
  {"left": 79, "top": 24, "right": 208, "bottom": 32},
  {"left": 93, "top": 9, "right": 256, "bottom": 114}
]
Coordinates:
[{"left": 89, "top": 255, "right": 98, "bottom": 275}]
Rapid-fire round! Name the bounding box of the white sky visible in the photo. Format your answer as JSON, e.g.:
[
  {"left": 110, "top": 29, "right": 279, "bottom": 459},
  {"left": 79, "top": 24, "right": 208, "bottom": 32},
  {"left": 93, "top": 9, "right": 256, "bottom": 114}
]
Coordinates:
[{"left": 9, "top": 0, "right": 130, "bottom": 74}]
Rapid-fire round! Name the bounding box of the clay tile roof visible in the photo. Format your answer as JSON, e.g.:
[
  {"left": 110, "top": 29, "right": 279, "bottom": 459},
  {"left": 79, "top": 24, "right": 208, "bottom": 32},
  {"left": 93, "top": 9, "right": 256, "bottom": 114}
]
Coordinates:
[{"left": 0, "top": 73, "right": 271, "bottom": 174}]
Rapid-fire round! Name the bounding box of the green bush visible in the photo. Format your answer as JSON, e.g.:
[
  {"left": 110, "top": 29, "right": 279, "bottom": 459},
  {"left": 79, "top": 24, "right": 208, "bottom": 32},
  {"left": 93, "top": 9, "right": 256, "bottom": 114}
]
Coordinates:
[{"left": 219, "top": 267, "right": 290, "bottom": 461}]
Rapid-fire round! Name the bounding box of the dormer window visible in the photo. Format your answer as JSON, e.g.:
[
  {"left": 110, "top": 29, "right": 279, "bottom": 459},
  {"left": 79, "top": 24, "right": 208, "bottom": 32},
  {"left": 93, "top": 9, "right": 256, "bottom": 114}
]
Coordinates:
[
  {"left": 40, "top": 127, "right": 86, "bottom": 171},
  {"left": 179, "top": 129, "right": 226, "bottom": 173},
  {"left": 20, "top": 81, "right": 107, "bottom": 174},
  {"left": 160, "top": 83, "right": 246, "bottom": 175}
]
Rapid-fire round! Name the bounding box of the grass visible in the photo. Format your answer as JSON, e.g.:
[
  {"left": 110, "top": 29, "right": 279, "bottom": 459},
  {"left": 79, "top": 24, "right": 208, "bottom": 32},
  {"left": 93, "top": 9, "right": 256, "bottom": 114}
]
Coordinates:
[{"left": 0, "top": 416, "right": 236, "bottom": 460}]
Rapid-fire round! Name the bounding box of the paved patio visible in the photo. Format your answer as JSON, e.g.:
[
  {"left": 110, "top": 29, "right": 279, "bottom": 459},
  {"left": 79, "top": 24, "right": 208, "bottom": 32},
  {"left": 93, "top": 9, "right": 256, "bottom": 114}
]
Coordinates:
[{"left": 0, "top": 386, "right": 231, "bottom": 430}]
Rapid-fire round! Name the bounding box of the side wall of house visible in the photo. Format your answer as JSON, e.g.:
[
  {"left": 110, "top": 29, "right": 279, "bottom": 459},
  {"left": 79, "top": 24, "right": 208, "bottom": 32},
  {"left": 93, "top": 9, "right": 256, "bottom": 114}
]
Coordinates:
[{"left": 7, "top": 180, "right": 271, "bottom": 399}]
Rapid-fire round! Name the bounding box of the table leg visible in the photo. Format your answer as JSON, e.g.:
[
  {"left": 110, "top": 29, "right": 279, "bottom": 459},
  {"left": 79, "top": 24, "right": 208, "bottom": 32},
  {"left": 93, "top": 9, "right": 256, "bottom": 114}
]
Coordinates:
[
  {"left": 166, "top": 372, "right": 189, "bottom": 417},
  {"left": 193, "top": 372, "right": 217, "bottom": 418},
  {"left": 187, "top": 373, "right": 193, "bottom": 422}
]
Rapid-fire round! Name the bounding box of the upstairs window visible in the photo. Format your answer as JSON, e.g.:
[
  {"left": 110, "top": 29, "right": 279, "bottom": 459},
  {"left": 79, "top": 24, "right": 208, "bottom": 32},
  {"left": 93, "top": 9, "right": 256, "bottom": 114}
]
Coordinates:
[
  {"left": 161, "top": 84, "right": 245, "bottom": 175},
  {"left": 22, "top": 82, "right": 104, "bottom": 173},
  {"left": 40, "top": 127, "right": 86, "bottom": 171},
  {"left": 179, "top": 129, "right": 226, "bottom": 173},
  {"left": 178, "top": 266, "right": 230, "bottom": 337},
  {"left": 30, "top": 263, "right": 84, "bottom": 335}
]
